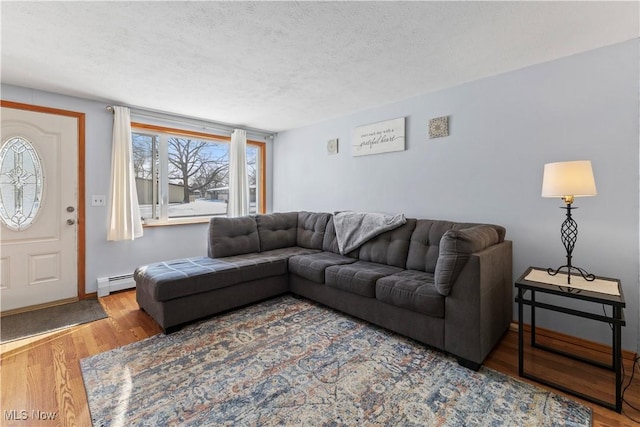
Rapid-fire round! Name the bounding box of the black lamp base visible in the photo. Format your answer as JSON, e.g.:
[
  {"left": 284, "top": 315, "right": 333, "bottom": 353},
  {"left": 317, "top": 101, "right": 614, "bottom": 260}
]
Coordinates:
[
  {"left": 548, "top": 201, "right": 595, "bottom": 285},
  {"left": 547, "top": 265, "right": 595, "bottom": 285}
]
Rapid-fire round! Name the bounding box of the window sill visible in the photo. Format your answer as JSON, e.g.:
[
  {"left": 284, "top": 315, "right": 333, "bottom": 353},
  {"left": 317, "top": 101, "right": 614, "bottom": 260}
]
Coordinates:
[{"left": 142, "top": 217, "right": 212, "bottom": 227}]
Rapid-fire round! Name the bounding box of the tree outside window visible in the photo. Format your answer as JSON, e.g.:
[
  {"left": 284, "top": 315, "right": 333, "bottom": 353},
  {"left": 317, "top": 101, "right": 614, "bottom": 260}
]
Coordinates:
[{"left": 132, "top": 125, "right": 264, "bottom": 224}]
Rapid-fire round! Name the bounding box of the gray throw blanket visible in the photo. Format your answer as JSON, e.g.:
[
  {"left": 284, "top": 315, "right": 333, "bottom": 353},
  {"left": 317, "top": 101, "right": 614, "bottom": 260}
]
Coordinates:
[{"left": 333, "top": 212, "right": 407, "bottom": 255}]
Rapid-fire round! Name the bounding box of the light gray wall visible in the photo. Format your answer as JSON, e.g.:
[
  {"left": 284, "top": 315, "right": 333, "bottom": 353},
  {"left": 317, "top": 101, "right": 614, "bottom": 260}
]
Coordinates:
[
  {"left": 273, "top": 40, "right": 640, "bottom": 351},
  {"left": 0, "top": 84, "right": 274, "bottom": 294}
]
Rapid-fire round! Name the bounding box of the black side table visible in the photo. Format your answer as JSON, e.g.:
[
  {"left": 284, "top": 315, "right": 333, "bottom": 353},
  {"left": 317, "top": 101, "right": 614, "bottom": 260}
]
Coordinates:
[{"left": 515, "top": 266, "right": 626, "bottom": 412}]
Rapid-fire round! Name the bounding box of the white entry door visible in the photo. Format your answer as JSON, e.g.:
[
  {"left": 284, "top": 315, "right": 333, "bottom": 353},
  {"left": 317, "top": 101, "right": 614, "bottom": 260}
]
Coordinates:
[{"left": 0, "top": 105, "right": 80, "bottom": 312}]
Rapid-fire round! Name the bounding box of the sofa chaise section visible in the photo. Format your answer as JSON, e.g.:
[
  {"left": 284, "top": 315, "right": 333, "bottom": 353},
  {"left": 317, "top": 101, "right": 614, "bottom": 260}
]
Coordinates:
[{"left": 135, "top": 212, "right": 330, "bottom": 332}]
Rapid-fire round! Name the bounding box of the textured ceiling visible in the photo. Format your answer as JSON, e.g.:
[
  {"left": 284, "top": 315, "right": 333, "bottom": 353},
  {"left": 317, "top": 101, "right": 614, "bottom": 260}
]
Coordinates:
[{"left": 1, "top": 1, "right": 638, "bottom": 132}]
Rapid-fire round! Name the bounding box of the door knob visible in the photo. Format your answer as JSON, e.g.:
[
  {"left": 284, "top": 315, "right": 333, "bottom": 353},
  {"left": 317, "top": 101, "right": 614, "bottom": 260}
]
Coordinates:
[{"left": 66, "top": 219, "right": 75, "bottom": 225}]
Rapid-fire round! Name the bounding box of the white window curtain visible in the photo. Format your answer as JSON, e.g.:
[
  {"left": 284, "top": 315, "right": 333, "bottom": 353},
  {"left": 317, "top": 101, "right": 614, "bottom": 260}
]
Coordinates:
[
  {"left": 227, "top": 129, "right": 249, "bottom": 217},
  {"left": 107, "top": 106, "right": 143, "bottom": 241}
]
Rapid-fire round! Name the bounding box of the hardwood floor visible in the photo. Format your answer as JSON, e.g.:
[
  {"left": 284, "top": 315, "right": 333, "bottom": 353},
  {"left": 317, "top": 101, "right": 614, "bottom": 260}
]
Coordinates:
[{"left": 1, "top": 290, "right": 639, "bottom": 426}]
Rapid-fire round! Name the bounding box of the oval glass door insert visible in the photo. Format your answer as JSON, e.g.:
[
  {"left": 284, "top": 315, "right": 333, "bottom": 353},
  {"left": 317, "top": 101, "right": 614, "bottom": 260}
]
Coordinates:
[{"left": 0, "top": 136, "right": 44, "bottom": 231}]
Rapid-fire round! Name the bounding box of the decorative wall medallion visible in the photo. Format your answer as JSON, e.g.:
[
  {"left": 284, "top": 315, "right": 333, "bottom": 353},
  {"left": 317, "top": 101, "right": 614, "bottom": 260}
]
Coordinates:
[
  {"left": 0, "top": 136, "right": 44, "bottom": 231},
  {"left": 429, "top": 116, "right": 449, "bottom": 139},
  {"left": 327, "top": 139, "right": 339, "bottom": 155}
]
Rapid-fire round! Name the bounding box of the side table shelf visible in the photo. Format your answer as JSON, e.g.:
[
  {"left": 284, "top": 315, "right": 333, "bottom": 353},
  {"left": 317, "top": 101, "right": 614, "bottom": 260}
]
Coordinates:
[{"left": 515, "top": 267, "right": 626, "bottom": 413}]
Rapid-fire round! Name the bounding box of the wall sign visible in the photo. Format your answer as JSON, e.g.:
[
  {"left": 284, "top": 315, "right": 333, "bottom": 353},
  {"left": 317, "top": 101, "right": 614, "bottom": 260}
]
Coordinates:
[{"left": 352, "top": 117, "right": 405, "bottom": 157}]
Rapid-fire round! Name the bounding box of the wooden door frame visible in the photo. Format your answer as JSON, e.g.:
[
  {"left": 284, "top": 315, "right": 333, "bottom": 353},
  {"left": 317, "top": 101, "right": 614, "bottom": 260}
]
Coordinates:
[{"left": 0, "top": 100, "right": 88, "bottom": 299}]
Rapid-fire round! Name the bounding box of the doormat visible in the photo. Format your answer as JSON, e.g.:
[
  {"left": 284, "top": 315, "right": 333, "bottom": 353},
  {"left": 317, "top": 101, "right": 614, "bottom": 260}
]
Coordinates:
[{"left": 1, "top": 299, "right": 108, "bottom": 343}]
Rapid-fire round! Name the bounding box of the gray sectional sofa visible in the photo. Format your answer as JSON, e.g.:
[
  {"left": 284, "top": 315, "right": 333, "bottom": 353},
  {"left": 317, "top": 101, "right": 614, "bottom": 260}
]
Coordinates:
[{"left": 134, "top": 211, "right": 513, "bottom": 369}]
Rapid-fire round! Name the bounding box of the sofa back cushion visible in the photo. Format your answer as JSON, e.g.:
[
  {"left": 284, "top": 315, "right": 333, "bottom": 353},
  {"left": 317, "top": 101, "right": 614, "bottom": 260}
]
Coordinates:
[
  {"left": 256, "top": 212, "right": 299, "bottom": 251},
  {"left": 208, "top": 216, "right": 260, "bottom": 258},
  {"left": 297, "top": 212, "right": 331, "bottom": 249},
  {"left": 406, "top": 219, "right": 498, "bottom": 273},
  {"left": 357, "top": 219, "right": 417, "bottom": 268},
  {"left": 322, "top": 217, "right": 340, "bottom": 253},
  {"left": 434, "top": 225, "right": 501, "bottom": 295}
]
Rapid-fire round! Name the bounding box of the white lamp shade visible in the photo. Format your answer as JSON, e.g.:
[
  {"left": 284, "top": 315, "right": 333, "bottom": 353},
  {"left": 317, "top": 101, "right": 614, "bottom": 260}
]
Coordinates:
[{"left": 541, "top": 160, "right": 597, "bottom": 198}]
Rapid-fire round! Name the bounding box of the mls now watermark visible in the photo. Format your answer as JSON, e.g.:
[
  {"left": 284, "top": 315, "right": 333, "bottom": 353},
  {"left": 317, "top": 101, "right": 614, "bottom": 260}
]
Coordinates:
[{"left": 4, "top": 410, "right": 58, "bottom": 421}]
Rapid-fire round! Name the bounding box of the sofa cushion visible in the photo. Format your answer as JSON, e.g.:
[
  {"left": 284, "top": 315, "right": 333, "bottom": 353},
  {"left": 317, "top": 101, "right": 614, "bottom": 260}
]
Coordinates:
[
  {"left": 134, "top": 256, "right": 287, "bottom": 302},
  {"left": 297, "top": 212, "right": 332, "bottom": 250},
  {"left": 259, "top": 246, "right": 321, "bottom": 261},
  {"left": 214, "top": 253, "right": 290, "bottom": 279},
  {"left": 256, "top": 212, "right": 299, "bottom": 251},
  {"left": 216, "top": 249, "right": 318, "bottom": 277},
  {"left": 433, "top": 225, "right": 501, "bottom": 296},
  {"left": 289, "top": 251, "right": 357, "bottom": 283},
  {"left": 325, "top": 261, "right": 403, "bottom": 298},
  {"left": 405, "top": 220, "right": 475, "bottom": 273},
  {"left": 208, "top": 216, "right": 260, "bottom": 258},
  {"left": 406, "top": 220, "right": 506, "bottom": 274},
  {"left": 322, "top": 217, "right": 340, "bottom": 254},
  {"left": 376, "top": 270, "right": 444, "bottom": 317},
  {"left": 322, "top": 217, "right": 359, "bottom": 257},
  {"left": 357, "top": 219, "right": 416, "bottom": 268}
]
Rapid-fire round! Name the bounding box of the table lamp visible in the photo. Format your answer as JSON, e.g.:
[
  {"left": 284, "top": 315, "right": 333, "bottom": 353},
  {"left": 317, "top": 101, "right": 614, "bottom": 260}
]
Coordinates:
[{"left": 541, "top": 160, "right": 597, "bottom": 284}]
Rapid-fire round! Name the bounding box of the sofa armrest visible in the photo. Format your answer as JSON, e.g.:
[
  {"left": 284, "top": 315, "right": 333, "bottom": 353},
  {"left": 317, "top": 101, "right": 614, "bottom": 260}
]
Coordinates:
[{"left": 444, "top": 240, "right": 513, "bottom": 365}]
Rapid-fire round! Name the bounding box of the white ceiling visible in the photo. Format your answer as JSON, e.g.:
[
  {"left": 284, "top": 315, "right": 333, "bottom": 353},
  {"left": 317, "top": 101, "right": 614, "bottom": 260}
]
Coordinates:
[{"left": 2, "top": 1, "right": 638, "bottom": 132}]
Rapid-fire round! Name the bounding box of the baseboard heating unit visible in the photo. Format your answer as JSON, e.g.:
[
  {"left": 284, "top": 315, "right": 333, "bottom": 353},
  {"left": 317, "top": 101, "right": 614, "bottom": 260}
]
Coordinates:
[{"left": 97, "top": 274, "right": 135, "bottom": 297}]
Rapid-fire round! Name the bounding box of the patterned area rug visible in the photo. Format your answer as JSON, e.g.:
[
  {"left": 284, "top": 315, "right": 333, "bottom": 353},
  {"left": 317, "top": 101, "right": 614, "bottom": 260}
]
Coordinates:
[{"left": 81, "top": 296, "right": 591, "bottom": 426}]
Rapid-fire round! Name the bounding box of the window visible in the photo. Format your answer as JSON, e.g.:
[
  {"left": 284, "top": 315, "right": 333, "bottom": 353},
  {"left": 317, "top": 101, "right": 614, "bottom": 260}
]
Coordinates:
[
  {"left": 131, "top": 123, "right": 265, "bottom": 225},
  {"left": 0, "top": 136, "right": 43, "bottom": 231}
]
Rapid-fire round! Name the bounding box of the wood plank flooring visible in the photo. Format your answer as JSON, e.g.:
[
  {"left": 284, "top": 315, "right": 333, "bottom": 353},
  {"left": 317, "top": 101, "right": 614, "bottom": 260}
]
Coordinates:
[{"left": 1, "top": 290, "right": 639, "bottom": 426}]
